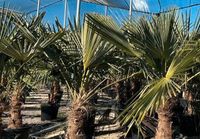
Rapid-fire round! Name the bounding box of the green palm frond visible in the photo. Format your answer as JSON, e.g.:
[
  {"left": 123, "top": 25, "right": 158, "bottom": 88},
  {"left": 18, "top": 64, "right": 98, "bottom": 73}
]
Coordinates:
[
  {"left": 0, "top": 8, "right": 15, "bottom": 84},
  {"left": 120, "top": 41, "right": 200, "bottom": 124},
  {"left": 86, "top": 14, "right": 143, "bottom": 59},
  {"left": 82, "top": 17, "right": 114, "bottom": 71},
  {"left": 124, "top": 12, "right": 179, "bottom": 75},
  {"left": 0, "top": 8, "right": 16, "bottom": 40},
  {"left": 166, "top": 42, "right": 200, "bottom": 79},
  {"left": 88, "top": 11, "right": 200, "bottom": 134},
  {"left": 0, "top": 13, "right": 64, "bottom": 63},
  {"left": 122, "top": 14, "right": 200, "bottom": 132}
]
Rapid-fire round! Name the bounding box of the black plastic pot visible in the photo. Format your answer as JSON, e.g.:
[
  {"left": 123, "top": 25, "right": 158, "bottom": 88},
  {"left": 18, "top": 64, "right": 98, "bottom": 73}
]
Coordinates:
[
  {"left": 3, "top": 126, "right": 30, "bottom": 139},
  {"left": 84, "top": 108, "right": 96, "bottom": 139},
  {"left": 41, "top": 103, "right": 59, "bottom": 121}
]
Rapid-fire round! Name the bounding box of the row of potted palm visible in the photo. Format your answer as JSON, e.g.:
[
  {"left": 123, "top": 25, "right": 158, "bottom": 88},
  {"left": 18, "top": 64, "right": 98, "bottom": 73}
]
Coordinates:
[
  {"left": 1, "top": 7, "right": 200, "bottom": 139},
  {"left": 0, "top": 9, "right": 63, "bottom": 138},
  {"left": 43, "top": 10, "right": 200, "bottom": 138}
]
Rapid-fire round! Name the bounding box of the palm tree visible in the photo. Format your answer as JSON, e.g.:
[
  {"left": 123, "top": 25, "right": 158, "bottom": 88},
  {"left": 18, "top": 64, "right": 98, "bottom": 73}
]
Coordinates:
[
  {"left": 44, "top": 18, "right": 117, "bottom": 138},
  {"left": 0, "top": 7, "right": 16, "bottom": 134},
  {"left": 0, "top": 12, "right": 63, "bottom": 129},
  {"left": 87, "top": 11, "right": 200, "bottom": 138}
]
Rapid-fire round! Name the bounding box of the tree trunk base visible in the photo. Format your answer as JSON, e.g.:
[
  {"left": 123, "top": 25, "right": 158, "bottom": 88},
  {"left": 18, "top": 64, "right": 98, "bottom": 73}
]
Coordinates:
[
  {"left": 155, "top": 111, "right": 172, "bottom": 139},
  {"left": 155, "top": 98, "right": 179, "bottom": 139},
  {"left": 8, "top": 94, "right": 22, "bottom": 129},
  {"left": 66, "top": 100, "right": 95, "bottom": 139},
  {"left": 0, "top": 106, "right": 3, "bottom": 136},
  {"left": 66, "top": 101, "right": 87, "bottom": 139}
]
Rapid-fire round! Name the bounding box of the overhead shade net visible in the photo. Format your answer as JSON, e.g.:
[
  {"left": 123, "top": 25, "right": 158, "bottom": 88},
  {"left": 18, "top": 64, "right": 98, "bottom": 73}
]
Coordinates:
[
  {"left": 82, "top": 0, "right": 200, "bottom": 14},
  {"left": 0, "top": 0, "right": 63, "bottom": 13},
  {"left": 0, "top": 0, "right": 200, "bottom": 26},
  {"left": 82, "top": 0, "right": 130, "bottom": 10},
  {"left": 0, "top": 0, "right": 199, "bottom": 14}
]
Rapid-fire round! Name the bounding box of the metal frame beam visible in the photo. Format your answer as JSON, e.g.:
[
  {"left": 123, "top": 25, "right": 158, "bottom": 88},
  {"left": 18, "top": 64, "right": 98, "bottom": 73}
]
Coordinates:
[
  {"left": 63, "top": 0, "right": 68, "bottom": 28},
  {"left": 76, "top": 0, "right": 81, "bottom": 25},
  {"left": 129, "top": 0, "right": 132, "bottom": 19},
  {"left": 105, "top": 5, "right": 108, "bottom": 16},
  {"left": 37, "top": 0, "right": 41, "bottom": 17}
]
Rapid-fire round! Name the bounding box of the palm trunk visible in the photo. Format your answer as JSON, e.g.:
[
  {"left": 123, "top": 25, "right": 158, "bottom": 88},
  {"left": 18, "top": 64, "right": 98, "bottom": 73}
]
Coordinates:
[
  {"left": 155, "top": 108, "right": 173, "bottom": 139},
  {"left": 116, "top": 81, "right": 125, "bottom": 112},
  {"left": 155, "top": 98, "right": 178, "bottom": 139},
  {"left": 8, "top": 85, "right": 22, "bottom": 129},
  {"left": 183, "top": 90, "right": 193, "bottom": 115},
  {"left": 0, "top": 75, "right": 7, "bottom": 134},
  {"left": 0, "top": 103, "right": 4, "bottom": 135},
  {"left": 49, "top": 80, "right": 63, "bottom": 104},
  {"left": 66, "top": 99, "right": 90, "bottom": 139}
]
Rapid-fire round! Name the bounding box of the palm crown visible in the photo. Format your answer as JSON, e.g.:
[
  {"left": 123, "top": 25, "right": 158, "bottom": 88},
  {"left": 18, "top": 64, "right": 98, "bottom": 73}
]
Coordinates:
[{"left": 86, "top": 11, "right": 200, "bottom": 132}]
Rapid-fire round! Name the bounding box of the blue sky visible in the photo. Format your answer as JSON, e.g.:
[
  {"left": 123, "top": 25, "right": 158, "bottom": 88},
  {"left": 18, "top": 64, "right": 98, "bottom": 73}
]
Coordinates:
[
  {"left": 40, "top": 0, "right": 200, "bottom": 26},
  {"left": 1, "top": 0, "right": 200, "bottom": 26}
]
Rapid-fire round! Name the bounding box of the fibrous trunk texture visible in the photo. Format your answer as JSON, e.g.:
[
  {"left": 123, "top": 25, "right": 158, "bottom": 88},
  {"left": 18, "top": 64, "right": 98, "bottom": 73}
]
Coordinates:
[
  {"left": 0, "top": 103, "right": 4, "bottom": 135},
  {"left": 49, "top": 80, "right": 62, "bottom": 104},
  {"left": 0, "top": 76, "right": 7, "bottom": 135},
  {"left": 66, "top": 100, "right": 94, "bottom": 139},
  {"left": 183, "top": 90, "right": 193, "bottom": 115},
  {"left": 116, "top": 79, "right": 141, "bottom": 113},
  {"left": 155, "top": 98, "right": 178, "bottom": 139},
  {"left": 8, "top": 85, "right": 22, "bottom": 129},
  {"left": 155, "top": 109, "right": 172, "bottom": 139}
]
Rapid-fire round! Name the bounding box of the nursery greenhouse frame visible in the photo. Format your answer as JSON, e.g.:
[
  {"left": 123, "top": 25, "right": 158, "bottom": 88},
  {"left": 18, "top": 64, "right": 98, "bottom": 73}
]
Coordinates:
[{"left": 1, "top": 0, "right": 200, "bottom": 26}]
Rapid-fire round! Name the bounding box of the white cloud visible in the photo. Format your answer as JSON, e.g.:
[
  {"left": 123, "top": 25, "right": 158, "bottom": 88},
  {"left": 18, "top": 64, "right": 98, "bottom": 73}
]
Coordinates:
[{"left": 133, "top": 0, "right": 149, "bottom": 11}]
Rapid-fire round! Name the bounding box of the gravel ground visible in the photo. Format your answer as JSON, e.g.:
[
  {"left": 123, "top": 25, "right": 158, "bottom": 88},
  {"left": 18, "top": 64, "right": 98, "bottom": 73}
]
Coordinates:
[{"left": 2, "top": 88, "right": 124, "bottom": 139}]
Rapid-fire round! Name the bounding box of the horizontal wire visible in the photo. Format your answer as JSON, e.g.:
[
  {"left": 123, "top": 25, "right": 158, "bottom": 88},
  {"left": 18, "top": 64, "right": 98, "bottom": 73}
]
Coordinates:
[
  {"left": 159, "top": 2, "right": 200, "bottom": 14},
  {"left": 25, "top": 0, "right": 200, "bottom": 16},
  {"left": 27, "top": 0, "right": 63, "bottom": 14}
]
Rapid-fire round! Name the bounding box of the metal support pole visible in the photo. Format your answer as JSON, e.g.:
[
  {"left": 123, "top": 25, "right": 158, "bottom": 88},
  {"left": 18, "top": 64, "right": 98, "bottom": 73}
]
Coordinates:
[
  {"left": 63, "top": 0, "right": 68, "bottom": 28},
  {"left": 37, "top": 0, "right": 41, "bottom": 17},
  {"left": 105, "top": 6, "right": 108, "bottom": 16},
  {"left": 129, "top": 0, "right": 132, "bottom": 19},
  {"left": 76, "top": 0, "right": 81, "bottom": 25}
]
